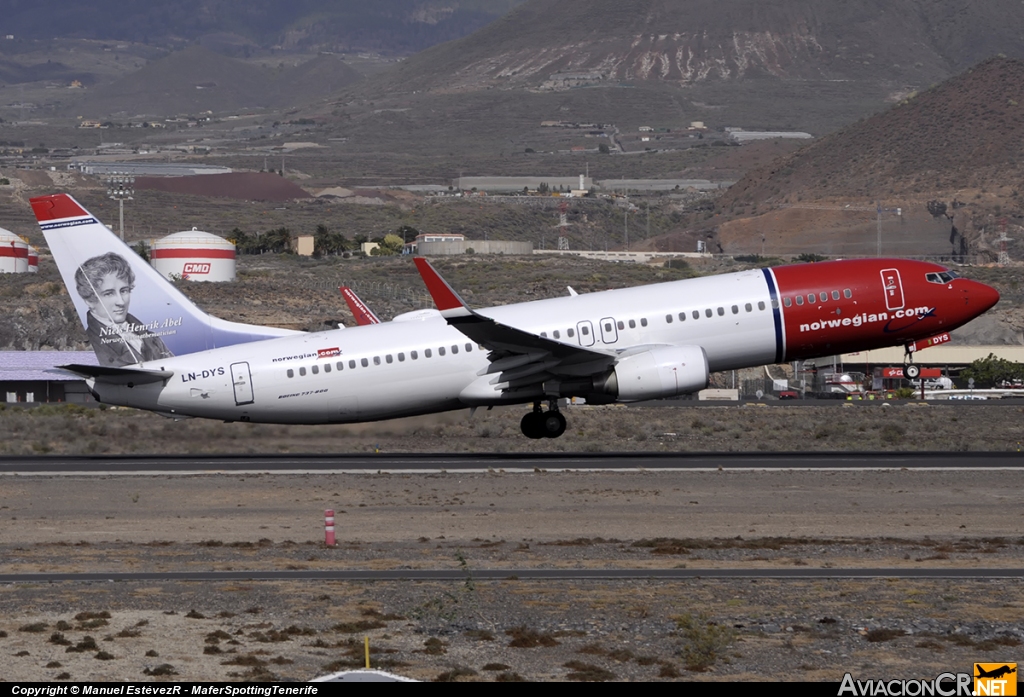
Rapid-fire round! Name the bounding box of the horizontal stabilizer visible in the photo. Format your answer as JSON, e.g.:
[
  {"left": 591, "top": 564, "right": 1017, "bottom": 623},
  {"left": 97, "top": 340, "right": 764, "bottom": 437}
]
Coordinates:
[{"left": 58, "top": 363, "right": 173, "bottom": 385}]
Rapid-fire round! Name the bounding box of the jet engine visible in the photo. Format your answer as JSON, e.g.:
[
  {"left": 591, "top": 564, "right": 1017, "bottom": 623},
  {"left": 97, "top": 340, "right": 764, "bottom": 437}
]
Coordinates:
[{"left": 596, "top": 345, "right": 709, "bottom": 401}]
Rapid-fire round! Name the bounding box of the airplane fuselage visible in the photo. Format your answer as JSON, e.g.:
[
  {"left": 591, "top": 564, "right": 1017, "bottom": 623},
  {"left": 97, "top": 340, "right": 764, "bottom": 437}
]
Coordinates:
[{"left": 89, "top": 259, "right": 998, "bottom": 424}]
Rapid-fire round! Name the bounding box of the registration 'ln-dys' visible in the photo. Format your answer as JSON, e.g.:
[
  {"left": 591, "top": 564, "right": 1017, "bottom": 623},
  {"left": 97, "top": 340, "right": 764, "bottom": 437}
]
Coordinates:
[{"left": 32, "top": 193, "right": 999, "bottom": 439}]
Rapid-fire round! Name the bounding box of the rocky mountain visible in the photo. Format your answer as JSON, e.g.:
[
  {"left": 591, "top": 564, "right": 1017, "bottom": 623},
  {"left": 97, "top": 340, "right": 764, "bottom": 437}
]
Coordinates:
[
  {"left": 2, "top": 0, "right": 524, "bottom": 56},
  {"left": 637, "top": 57, "right": 1024, "bottom": 259},
  {"left": 378, "top": 0, "right": 1024, "bottom": 94},
  {"left": 722, "top": 57, "right": 1024, "bottom": 204}
]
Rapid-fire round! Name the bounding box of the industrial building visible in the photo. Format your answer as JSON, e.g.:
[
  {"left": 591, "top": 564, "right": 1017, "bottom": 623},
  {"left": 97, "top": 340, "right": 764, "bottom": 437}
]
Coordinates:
[
  {"left": 0, "top": 228, "right": 31, "bottom": 273},
  {"left": 0, "top": 351, "right": 97, "bottom": 404},
  {"left": 150, "top": 229, "right": 236, "bottom": 282}
]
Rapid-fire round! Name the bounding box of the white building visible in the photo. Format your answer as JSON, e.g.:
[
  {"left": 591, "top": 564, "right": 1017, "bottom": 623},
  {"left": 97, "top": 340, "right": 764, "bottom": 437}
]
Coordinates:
[{"left": 150, "top": 229, "right": 236, "bottom": 282}]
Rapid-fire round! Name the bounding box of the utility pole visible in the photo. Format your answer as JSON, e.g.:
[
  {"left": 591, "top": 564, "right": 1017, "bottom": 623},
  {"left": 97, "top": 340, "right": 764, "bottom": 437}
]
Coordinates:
[
  {"left": 106, "top": 173, "right": 134, "bottom": 241},
  {"left": 624, "top": 207, "right": 628, "bottom": 251}
]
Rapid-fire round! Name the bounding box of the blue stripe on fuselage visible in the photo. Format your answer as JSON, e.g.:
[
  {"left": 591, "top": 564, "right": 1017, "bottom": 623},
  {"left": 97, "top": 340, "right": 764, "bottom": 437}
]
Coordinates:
[{"left": 761, "top": 268, "right": 783, "bottom": 363}]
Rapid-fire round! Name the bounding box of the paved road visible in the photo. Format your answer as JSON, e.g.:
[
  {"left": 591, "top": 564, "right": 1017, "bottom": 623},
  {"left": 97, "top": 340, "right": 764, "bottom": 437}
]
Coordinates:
[
  {"left": 2, "top": 451, "right": 1022, "bottom": 475},
  {"left": 2, "top": 568, "right": 1022, "bottom": 583}
]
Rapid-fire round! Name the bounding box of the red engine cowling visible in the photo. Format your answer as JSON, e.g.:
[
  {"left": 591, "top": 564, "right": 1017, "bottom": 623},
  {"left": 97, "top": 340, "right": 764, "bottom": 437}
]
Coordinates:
[{"left": 601, "top": 346, "right": 709, "bottom": 401}]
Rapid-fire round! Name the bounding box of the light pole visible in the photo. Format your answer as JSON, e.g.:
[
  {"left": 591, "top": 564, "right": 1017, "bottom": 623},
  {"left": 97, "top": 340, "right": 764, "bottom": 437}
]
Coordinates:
[{"left": 106, "top": 173, "right": 135, "bottom": 241}]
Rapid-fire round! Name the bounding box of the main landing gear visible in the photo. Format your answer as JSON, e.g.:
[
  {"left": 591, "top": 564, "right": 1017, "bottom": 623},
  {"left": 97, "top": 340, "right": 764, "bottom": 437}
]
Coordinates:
[{"left": 520, "top": 401, "right": 567, "bottom": 439}]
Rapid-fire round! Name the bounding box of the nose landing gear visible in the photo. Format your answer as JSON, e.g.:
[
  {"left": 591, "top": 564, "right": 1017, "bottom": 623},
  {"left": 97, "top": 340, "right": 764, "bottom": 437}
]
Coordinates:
[
  {"left": 903, "top": 344, "right": 920, "bottom": 379},
  {"left": 520, "top": 401, "right": 567, "bottom": 439}
]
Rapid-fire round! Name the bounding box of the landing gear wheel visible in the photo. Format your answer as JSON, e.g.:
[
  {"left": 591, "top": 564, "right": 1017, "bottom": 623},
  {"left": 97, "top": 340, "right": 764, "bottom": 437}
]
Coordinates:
[
  {"left": 520, "top": 411, "right": 546, "bottom": 439},
  {"left": 905, "top": 364, "right": 920, "bottom": 379},
  {"left": 540, "top": 410, "right": 567, "bottom": 439}
]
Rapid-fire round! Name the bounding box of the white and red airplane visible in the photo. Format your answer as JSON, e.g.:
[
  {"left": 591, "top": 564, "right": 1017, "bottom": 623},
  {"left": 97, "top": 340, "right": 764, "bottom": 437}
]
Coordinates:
[{"left": 32, "top": 193, "right": 999, "bottom": 439}]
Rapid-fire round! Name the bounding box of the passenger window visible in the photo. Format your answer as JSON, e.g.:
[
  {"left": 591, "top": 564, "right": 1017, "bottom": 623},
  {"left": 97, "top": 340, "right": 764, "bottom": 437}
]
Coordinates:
[
  {"left": 617, "top": 321, "right": 624, "bottom": 330},
  {"left": 568, "top": 328, "right": 575, "bottom": 338},
  {"left": 758, "top": 301, "right": 766, "bottom": 311},
  {"left": 717, "top": 307, "right": 724, "bottom": 316},
  {"left": 844, "top": 289, "right": 852, "bottom": 299},
  {"left": 796, "top": 296, "right": 804, "bottom": 306},
  {"left": 373, "top": 356, "right": 381, "bottom": 365},
  {"left": 820, "top": 292, "right": 828, "bottom": 302},
  {"left": 540, "top": 332, "right": 547, "bottom": 338},
  {"left": 678, "top": 313, "right": 686, "bottom": 321},
  {"left": 641, "top": 318, "right": 648, "bottom": 327},
  {"left": 665, "top": 314, "right": 673, "bottom": 323},
  {"left": 349, "top": 359, "right": 356, "bottom": 369},
  {"left": 732, "top": 305, "right": 739, "bottom": 314},
  {"left": 452, "top": 345, "right": 459, "bottom": 354},
  {"left": 386, "top": 354, "right": 393, "bottom": 363},
  {"left": 705, "top": 308, "right": 712, "bottom": 318},
  {"left": 832, "top": 290, "right": 840, "bottom": 301},
  {"left": 604, "top": 322, "right": 613, "bottom": 332},
  {"left": 808, "top": 294, "right": 815, "bottom": 304},
  {"left": 411, "top": 351, "right": 418, "bottom": 360},
  {"left": 581, "top": 326, "right": 589, "bottom": 336},
  {"left": 324, "top": 363, "right": 331, "bottom": 373},
  {"left": 465, "top": 343, "right": 472, "bottom": 352},
  {"left": 398, "top": 353, "right": 405, "bottom": 362},
  {"left": 745, "top": 303, "right": 752, "bottom": 312},
  {"left": 439, "top": 347, "right": 446, "bottom": 356},
  {"left": 629, "top": 319, "right": 636, "bottom": 329},
  {"left": 361, "top": 358, "right": 369, "bottom": 367},
  {"left": 784, "top": 297, "right": 792, "bottom": 307},
  {"left": 311, "top": 365, "right": 319, "bottom": 375},
  {"left": 553, "top": 330, "right": 560, "bottom": 339},
  {"left": 425, "top": 349, "right": 432, "bottom": 358},
  {"left": 299, "top": 367, "right": 307, "bottom": 376},
  {"left": 693, "top": 310, "right": 700, "bottom": 320},
  {"left": 771, "top": 298, "right": 779, "bottom": 309},
  {"left": 287, "top": 369, "right": 294, "bottom": 378},
  {"left": 337, "top": 362, "right": 344, "bottom": 370}
]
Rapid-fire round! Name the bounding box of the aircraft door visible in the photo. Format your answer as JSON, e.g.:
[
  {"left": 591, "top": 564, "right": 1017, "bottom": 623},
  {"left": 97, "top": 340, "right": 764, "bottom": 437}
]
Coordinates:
[
  {"left": 230, "top": 362, "right": 255, "bottom": 406},
  {"left": 880, "top": 268, "right": 905, "bottom": 311},
  {"left": 576, "top": 320, "right": 595, "bottom": 347},
  {"left": 599, "top": 317, "right": 619, "bottom": 344}
]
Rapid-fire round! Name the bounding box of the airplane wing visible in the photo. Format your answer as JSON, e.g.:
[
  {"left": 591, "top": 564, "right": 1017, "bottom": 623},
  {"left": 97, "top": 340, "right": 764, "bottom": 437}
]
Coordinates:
[
  {"left": 340, "top": 286, "right": 382, "bottom": 326},
  {"left": 413, "top": 258, "right": 615, "bottom": 400}
]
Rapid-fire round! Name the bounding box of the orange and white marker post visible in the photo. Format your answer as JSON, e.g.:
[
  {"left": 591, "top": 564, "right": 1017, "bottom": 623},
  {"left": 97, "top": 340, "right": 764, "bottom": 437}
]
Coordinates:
[{"left": 324, "top": 509, "right": 336, "bottom": 546}]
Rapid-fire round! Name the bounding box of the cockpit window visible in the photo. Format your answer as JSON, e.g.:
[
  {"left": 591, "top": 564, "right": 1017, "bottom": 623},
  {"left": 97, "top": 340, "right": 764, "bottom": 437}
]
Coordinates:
[{"left": 926, "top": 270, "right": 959, "bottom": 284}]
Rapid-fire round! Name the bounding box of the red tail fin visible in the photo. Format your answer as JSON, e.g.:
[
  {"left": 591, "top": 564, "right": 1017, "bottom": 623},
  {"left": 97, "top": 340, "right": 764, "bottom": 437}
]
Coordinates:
[{"left": 340, "top": 287, "right": 381, "bottom": 326}]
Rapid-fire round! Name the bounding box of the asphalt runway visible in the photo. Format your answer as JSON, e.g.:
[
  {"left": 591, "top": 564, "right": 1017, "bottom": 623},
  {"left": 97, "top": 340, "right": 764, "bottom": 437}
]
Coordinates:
[
  {"left": 2, "top": 568, "right": 1022, "bottom": 584},
  {"left": 2, "top": 451, "right": 1024, "bottom": 475}
]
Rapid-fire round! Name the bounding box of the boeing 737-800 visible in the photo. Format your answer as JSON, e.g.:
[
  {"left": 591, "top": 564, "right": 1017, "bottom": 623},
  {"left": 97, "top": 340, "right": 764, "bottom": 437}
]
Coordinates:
[{"left": 32, "top": 193, "right": 999, "bottom": 439}]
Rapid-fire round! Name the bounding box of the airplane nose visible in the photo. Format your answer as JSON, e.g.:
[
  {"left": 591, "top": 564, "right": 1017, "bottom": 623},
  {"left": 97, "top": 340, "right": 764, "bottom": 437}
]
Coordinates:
[{"left": 969, "top": 280, "right": 1000, "bottom": 312}]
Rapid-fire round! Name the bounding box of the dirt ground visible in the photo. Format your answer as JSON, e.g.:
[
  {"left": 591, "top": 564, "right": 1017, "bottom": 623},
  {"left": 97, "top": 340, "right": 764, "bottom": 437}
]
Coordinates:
[
  {"left": 1, "top": 469, "right": 1022, "bottom": 682},
  {"left": 4, "top": 402, "right": 1024, "bottom": 456}
]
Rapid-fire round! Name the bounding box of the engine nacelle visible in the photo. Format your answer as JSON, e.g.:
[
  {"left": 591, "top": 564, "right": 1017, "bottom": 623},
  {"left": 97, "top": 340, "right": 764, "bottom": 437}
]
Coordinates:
[{"left": 600, "top": 345, "right": 709, "bottom": 401}]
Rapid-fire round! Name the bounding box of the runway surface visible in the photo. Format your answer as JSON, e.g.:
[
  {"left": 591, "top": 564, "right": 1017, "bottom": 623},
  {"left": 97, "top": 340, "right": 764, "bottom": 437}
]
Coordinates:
[
  {"left": 2, "top": 451, "right": 1023, "bottom": 475},
  {"left": 2, "top": 568, "right": 1022, "bottom": 583}
]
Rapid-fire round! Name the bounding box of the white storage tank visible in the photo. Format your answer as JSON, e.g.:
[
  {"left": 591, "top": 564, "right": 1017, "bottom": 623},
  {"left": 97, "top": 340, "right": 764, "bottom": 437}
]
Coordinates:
[
  {"left": 0, "top": 228, "right": 28, "bottom": 273},
  {"left": 27, "top": 245, "right": 38, "bottom": 273},
  {"left": 150, "top": 228, "right": 236, "bottom": 282}
]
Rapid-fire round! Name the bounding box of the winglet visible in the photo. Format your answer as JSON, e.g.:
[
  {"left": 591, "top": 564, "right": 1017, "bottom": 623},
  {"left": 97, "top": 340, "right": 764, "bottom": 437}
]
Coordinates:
[
  {"left": 340, "top": 286, "right": 381, "bottom": 326},
  {"left": 413, "top": 257, "right": 472, "bottom": 318},
  {"left": 30, "top": 193, "right": 90, "bottom": 222}
]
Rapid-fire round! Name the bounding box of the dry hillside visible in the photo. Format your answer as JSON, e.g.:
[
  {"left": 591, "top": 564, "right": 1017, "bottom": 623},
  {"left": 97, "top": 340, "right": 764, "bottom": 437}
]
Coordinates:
[
  {"left": 77, "top": 46, "right": 363, "bottom": 117},
  {"left": 377, "top": 0, "right": 1024, "bottom": 94}
]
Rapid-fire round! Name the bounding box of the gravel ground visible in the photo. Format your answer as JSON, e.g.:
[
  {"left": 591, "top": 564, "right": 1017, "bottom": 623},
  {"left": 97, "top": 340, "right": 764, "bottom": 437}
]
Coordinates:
[{"left": 1, "top": 470, "right": 1022, "bottom": 682}]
